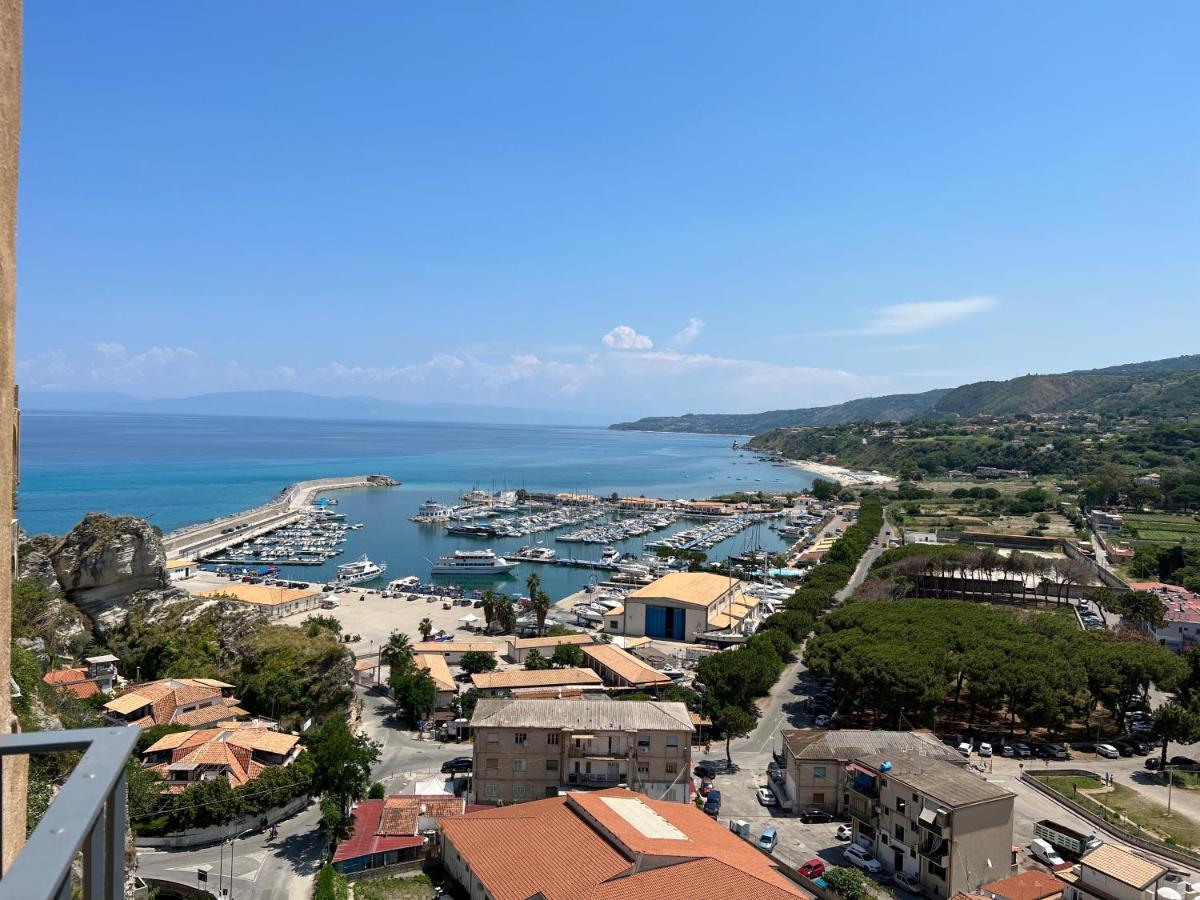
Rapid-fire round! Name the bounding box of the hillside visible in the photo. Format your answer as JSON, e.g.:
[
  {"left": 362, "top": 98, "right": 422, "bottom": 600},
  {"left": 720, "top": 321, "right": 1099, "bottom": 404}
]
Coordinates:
[{"left": 610, "top": 354, "right": 1200, "bottom": 434}]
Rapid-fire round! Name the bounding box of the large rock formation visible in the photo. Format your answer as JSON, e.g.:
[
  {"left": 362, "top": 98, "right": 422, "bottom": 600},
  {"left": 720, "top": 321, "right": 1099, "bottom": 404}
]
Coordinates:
[{"left": 48, "top": 513, "right": 168, "bottom": 626}]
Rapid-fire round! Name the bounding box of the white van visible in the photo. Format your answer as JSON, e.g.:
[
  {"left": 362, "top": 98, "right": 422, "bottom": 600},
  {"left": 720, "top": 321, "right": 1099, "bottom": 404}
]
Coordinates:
[
  {"left": 1031, "top": 839, "right": 1065, "bottom": 867},
  {"left": 1096, "top": 744, "right": 1120, "bottom": 759}
]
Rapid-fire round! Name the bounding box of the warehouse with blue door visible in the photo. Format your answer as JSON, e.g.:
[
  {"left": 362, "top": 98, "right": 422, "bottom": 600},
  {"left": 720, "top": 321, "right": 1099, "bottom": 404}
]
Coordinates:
[{"left": 608, "top": 572, "right": 760, "bottom": 643}]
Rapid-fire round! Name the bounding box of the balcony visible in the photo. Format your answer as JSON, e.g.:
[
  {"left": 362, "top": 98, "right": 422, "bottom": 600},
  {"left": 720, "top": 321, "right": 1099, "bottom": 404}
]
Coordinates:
[
  {"left": 568, "top": 747, "right": 629, "bottom": 759},
  {"left": 918, "top": 834, "right": 949, "bottom": 865},
  {"left": 917, "top": 807, "right": 950, "bottom": 837},
  {"left": 0, "top": 726, "right": 139, "bottom": 900},
  {"left": 566, "top": 772, "right": 625, "bottom": 786},
  {"left": 847, "top": 778, "right": 879, "bottom": 800}
]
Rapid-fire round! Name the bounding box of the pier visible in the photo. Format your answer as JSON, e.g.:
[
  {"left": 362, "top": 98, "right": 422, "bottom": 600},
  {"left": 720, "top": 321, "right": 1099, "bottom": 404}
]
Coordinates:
[{"left": 163, "top": 474, "right": 398, "bottom": 561}]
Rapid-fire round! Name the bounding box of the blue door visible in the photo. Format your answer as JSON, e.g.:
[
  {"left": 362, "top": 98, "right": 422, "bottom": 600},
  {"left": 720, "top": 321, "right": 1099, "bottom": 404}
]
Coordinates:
[
  {"left": 669, "top": 608, "right": 685, "bottom": 640},
  {"left": 646, "top": 605, "right": 667, "bottom": 638}
]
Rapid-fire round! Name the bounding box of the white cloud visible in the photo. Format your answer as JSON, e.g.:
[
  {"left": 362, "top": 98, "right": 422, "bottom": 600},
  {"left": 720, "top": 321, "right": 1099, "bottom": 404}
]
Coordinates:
[
  {"left": 601, "top": 325, "right": 654, "bottom": 350},
  {"left": 830, "top": 296, "right": 996, "bottom": 336},
  {"left": 670, "top": 317, "right": 705, "bottom": 348}
]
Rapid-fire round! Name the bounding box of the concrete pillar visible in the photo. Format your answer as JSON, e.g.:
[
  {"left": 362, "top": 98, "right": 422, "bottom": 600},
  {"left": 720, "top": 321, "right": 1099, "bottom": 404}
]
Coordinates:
[{"left": 0, "top": 0, "right": 25, "bottom": 874}]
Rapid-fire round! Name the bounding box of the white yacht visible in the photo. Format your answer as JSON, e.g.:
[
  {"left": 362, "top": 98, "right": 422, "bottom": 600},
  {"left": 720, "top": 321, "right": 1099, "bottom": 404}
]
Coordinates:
[
  {"left": 336, "top": 554, "right": 387, "bottom": 585},
  {"left": 430, "top": 549, "right": 519, "bottom": 576},
  {"left": 387, "top": 575, "right": 420, "bottom": 591}
]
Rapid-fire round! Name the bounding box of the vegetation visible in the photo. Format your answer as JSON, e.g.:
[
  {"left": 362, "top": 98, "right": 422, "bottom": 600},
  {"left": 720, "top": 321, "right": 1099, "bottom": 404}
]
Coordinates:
[
  {"left": 313, "top": 865, "right": 350, "bottom": 900},
  {"left": 1035, "top": 773, "right": 1200, "bottom": 851},
  {"left": 823, "top": 866, "right": 871, "bottom": 900},
  {"left": 306, "top": 716, "right": 381, "bottom": 840},
  {"left": 460, "top": 651, "right": 497, "bottom": 675}
]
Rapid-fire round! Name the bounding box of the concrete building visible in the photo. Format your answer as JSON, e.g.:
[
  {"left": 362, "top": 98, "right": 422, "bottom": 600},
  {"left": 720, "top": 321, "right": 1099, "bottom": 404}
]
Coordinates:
[
  {"left": 504, "top": 632, "right": 594, "bottom": 664},
  {"left": 1128, "top": 582, "right": 1200, "bottom": 652},
  {"left": 469, "top": 698, "right": 694, "bottom": 805},
  {"left": 410, "top": 641, "right": 501, "bottom": 665},
  {"left": 438, "top": 787, "right": 807, "bottom": 900},
  {"left": 1058, "top": 843, "right": 1166, "bottom": 900},
  {"left": 579, "top": 641, "right": 673, "bottom": 691},
  {"left": 197, "top": 583, "right": 323, "bottom": 620},
  {"left": 608, "top": 572, "right": 758, "bottom": 641},
  {"left": 777, "top": 729, "right": 964, "bottom": 816},
  {"left": 982, "top": 870, "right": 1064, "bottom": 900},
  {"left": 846, "top": 753, "right": 1016, "bottom": 899}
]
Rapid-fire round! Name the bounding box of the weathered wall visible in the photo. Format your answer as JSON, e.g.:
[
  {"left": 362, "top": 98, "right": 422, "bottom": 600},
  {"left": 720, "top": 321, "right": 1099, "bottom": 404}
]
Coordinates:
[{"left": 0, "top": 0, "right": 25, "bottom": 875}]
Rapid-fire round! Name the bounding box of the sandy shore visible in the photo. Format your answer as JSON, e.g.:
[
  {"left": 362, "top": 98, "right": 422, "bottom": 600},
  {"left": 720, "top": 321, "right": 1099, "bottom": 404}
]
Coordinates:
[{"left": 790, "top": 459, "right": 896, "bottom": 487}]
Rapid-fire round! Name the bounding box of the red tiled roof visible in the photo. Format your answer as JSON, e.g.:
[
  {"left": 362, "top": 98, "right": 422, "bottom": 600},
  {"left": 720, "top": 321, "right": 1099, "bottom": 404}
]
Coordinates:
[
  {"left": 982, "top": 870, "right": 1065, "bottom": 900},
  {"left": 331, "top": 801, "right": 425, "bottom": 865},
  {"left": 377, "top": 795, "right": 464, "bottom": 836}
]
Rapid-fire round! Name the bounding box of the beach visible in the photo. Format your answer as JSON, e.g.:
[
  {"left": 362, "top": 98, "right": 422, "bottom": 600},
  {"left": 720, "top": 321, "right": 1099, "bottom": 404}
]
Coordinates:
[{"left": 788, "top": 459, "right": 895, "bottom": 487}]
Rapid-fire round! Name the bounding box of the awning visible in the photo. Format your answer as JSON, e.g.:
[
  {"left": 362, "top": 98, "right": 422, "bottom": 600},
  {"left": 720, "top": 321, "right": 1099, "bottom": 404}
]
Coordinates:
[
  {"left": 918, "top": 808, "right": 938, "bottom": 826},
  {"left": 571, "top": 733, "right": 595, "bottom": 740},
  {"left": 845, "top": 763, "right": 874, "bottom": 777}
]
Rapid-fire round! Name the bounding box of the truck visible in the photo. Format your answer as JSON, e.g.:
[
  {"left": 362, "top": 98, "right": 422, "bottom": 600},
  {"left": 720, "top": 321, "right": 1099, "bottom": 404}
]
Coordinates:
[{"left": 1033, "top": 819, "right": 1101, "bottom": 859}]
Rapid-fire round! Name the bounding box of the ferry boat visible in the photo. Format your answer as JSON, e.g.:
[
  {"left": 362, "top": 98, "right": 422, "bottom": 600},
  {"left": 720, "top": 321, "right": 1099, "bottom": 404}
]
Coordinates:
[
  {"left": 415, "top": 499, "right": 453, "bottom": 519},
  {"left": 335, "top": 554, "right": 388, "bottom": 585},
  {"left": 430, "top": 549, "right": 519, "bottom": 575}
]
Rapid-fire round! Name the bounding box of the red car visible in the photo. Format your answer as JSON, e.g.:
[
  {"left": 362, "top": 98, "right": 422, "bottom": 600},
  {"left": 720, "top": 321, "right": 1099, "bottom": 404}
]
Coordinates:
[{"left": 799, "top": 859, "right": 826, "bottom": 879}]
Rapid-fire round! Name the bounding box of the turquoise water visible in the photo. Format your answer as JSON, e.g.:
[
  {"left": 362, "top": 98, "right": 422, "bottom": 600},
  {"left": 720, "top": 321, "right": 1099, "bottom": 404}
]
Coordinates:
[{"left": 19, "top": 411, "right": 816, "bottom": 598}]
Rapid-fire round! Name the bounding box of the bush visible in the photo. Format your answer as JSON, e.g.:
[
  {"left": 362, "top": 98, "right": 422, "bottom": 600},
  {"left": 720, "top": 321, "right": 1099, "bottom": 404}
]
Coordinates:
[
  {"left": 313, "top": 865, "right": 349, "bottom": 900},
  {"left": 368, "top": 781, "right": 386, "bottom": 799}
]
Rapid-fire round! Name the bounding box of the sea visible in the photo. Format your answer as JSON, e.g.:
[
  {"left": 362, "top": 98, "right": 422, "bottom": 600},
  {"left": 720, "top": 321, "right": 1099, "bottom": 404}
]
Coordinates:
[{"left": 19, "top": 411, "right": 818, "bottom": 599}]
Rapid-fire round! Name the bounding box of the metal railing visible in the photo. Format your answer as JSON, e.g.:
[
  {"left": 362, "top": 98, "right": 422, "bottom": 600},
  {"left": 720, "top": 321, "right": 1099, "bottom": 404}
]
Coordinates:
[{"left": 0, "top": 726, "right": 139, "bottom": 900}]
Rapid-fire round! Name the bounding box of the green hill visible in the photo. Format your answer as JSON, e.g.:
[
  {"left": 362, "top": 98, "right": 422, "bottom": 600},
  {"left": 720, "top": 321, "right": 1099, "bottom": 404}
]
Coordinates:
[{"left": 609, "top": 354, "right": 1200, "bottom": 434}]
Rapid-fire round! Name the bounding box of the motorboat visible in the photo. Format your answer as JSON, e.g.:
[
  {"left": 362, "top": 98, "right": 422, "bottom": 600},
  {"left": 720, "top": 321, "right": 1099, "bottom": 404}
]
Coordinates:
[
  {"left": 430, "top": 549, "right": 519, "bottom": 575},
  {"left": 335, "top": 554, "right": 387, "bottom": 585}
]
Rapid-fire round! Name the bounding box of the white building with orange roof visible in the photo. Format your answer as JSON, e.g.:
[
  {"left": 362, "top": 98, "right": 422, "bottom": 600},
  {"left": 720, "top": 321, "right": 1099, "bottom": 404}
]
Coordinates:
[
  {"left": 141, "top": 724, "right": 301, "bottom": 793},
  {"left": 102, "top": 677, "right": 247, "bottom": 728}
]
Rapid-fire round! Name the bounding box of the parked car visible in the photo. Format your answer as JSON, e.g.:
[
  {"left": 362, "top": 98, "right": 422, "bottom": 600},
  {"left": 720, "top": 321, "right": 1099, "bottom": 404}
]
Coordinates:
[
  {"left": 1030, "top": 838, "right": 1065, "bottom": 867},
  {"left": 1071, "top": 741, "right": 1097, "bottom": 753},
  {"left": 703, "top": 790, "right": 721, "bottom": 817},
  {"left": 957, "top": 741, "right": 972, "bottom": 757},
  {"left": 979, "top": 742, "right": 993, "bottom": 758},
  {"left": 699, "top": 780, "right": 715, "bottom": 797},
  {"left": 1172, "top": 756, "right": 1198, "bottom": 769},
  {"left": 757, "top": 828, "right": 779, "bottom": 853},
  {"left": 757, "top": 788, "right": 778, "bottom": 807},
  {"left": 814, "top": 715, "right": 833, "bottom": 728},
  {"left": 440, "top": 756, "right": 472, "bottom": 774},
  {"left": 799, "top": 859, "right": 827, "bottom": 879},
  {"left": 845, "top": 845, "right": 882, "bottom": 874},
  {"left": 800, "top": 808, "right": 834, "bottom": 823},
  {"left": 1015, "top": 743, "right": 1032, "bottom": 758},
  {"left": 836, "top": 824, "right": 853, "bottom": 841},
  {"left": 694, "top": 764, "right": 716, "bottom": 780},
  {"left": 1146, "top": 757, "right": 1163, "bottom": 770},
  {"left": 1112, "top": 742, "right": 1135, "bottom": 757},
  {"left": 767, "top": 761, "right": 782, "bottom": 780},
  {"left": 895, "top": 871, "right": 924, "bottom": 895},
  {"left": 1096, "top": 744, "right": 1120, "bottom": 759},
  {"left": 1001, "top": 744, "right": 1016, "bottom": 758}
]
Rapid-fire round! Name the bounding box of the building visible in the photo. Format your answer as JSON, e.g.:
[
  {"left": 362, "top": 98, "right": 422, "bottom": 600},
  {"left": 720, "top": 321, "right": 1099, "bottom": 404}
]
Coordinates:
[
  {"left": 141, "top": 725, "right": 300, "bottom": 793},
  {"left": 438, "top": 787, "right": 808, "bottom": 900},
  {"left": 411, "top": 641, "right": 502, "bottom": 665},
  {"left": 777, "top": 729, "right": 964, "bottom": 815},
  {"left": 332, "top": 794, "right": 466, "bottom": 876},
  {"left": 846, "top": 753, "right": 1015, "bottom": 899},
  {"left": 41, "top": 654, "right": 120, "bottom": 700},
  {"left": 469, "top": 667, "right": 603, "bottom": 696},
  {"left": 982, "top": 870, "right": 1064, "bottom": 900},
  {"left": 165, "top": 558, "right": 197, "bottom": 581},
  {"left": 197, "top": 583, "right": 323, "bottom": 620},
  {"left": 102, "top": 677, "right": 247, "bottom": 728},
  {"left": 469, "top": 698, "right": 694, "bottom": 805},
  {"left": 610, "top": 572, "right": 757, "bottom": 641},
  {"left": 580, "top": 642, "right": 673, "bottom": 691},
  {"left": 504, "top": 632, "right": 594, "bottom": 664},
  {"left": 414, "top": 653, "right": 458, "bottom": 708},
  {"left": 1057, "top": 843, "right": 1166, "bottom": 900},
  {"left": 1124, "top": 582, "right": 1200, "bottom": 651}
]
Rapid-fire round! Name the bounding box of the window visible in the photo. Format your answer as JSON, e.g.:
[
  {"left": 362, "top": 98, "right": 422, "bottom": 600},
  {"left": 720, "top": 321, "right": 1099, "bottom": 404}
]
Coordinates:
[
  {"left": 610, "top": 620, "right": 619, "bottom": 629},
  {"left": 514, "top": 732, "right": 528, "bottom": 745},
  {"left": 896, "top": 798, "right": 906, "bottom": 813},
  {"left": 485, "top": 784, "right": 499, "bottom": 799},
  {"left": 912, "top": 793, "right": 920, "bottom": 803},
  {"left": 910, "top": 849, "right": 916, "bottom": 858},
  {"left": 513, "top": 758, "right": 527, "bottom": 773},
  {"left": 638, "top": 761, "right": 649, "bottom": 774},
  {"left": 547, "top": 733, "right": 560, "bottom": 746},
  {"left": 638, "top": 735, "right": 651, "bottom": 749},
  {"left": 666, "top": 736, "right": 679, "bottom": 749},
  {"left": 486, "top": 758, "right": 498, "bottom": 773},
  {"left": 513, "top": 783, "right": 527, "bottom": 798},
  {"left": 666, "top": 762, "right": 677, "bottom": 774},
  {"left": 881, "top": 834, "right": 889, "bottom": 845},
  {"left": 486, "top": 732, "right": 498, "bottom": 745},
  {"left": 546, "top": 759, "right": 559, "bottom": 772},
  {"left": 813, "top": 793, "right": 825, "bottom": 804},
  {"left": 894, "top": 825, "right": 905, "bottom": 842},
  {"left": 813, "top": 766, "right": 827, "bottom": 779}
]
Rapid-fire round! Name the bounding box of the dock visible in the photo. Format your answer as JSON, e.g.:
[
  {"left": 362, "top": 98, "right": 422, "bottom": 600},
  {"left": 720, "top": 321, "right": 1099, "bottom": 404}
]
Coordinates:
[
  {"left": 163, "top": 474, "right": 398, "bottom": 561},
  {"left": 509, "top": 555, "right": 620, "bottom": 572}
]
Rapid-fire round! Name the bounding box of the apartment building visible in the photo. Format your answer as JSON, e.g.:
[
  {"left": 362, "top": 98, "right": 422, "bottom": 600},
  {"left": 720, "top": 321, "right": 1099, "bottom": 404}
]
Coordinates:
[
  {"left": 777, "top": 729, "right": 964, "bottom": 816},
  {"left": 469, "top": 697, "right": 694, "bottom": 805},
  {"left": 847, "top": 753, "right": 1015, "bottom": 899}
]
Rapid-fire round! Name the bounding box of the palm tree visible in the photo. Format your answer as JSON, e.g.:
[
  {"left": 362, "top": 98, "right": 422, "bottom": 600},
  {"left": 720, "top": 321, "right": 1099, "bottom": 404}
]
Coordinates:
[
  {"left": 531, "top": 589, "right": 551, "bottom": 636},
  {"left": 525, "top": 571, "right": 541, "bottom": 601},
  {"left": 380, "top": 630, "right": 413, "bottom": 674},
  {"left": 418, "top": 617, "right": 434, "bottom": 641},
  {"left": 481, "top": 590, "right": 499, "bottom": 630}
]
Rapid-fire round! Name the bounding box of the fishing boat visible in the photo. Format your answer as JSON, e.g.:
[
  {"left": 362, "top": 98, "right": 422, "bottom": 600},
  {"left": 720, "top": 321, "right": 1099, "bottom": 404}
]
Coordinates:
[
  {"left": 335, "top": 554, "right": 387, "bottom": 585},
  {"left": 429, "top": 549, "right": 519, "bottom": 576}
]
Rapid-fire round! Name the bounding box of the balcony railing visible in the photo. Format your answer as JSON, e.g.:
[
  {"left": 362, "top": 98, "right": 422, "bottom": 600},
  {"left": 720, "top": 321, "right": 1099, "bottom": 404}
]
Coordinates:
[
  {"left": 0, "top": 726, "right": 139, "bottom": 900},
  {"left": 568, "top": 747, "right": 629, "bottom": 759},
  {"left": 566, "top": 772, "right": 624, "bottom": 786}
]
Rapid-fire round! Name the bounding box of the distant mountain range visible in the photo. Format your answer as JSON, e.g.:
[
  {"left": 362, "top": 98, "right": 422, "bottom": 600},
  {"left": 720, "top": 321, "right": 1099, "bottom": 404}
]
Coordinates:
[
  {"left": 21, "top": 389, "right": 607, "bottom": 427},
  {"left": 610, "top": 354, "right": 1200, "bottom": 434}
]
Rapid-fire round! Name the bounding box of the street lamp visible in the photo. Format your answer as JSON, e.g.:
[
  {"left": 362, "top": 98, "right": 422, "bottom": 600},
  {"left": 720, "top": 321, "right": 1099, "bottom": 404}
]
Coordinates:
[{"left": 218, "top": 827, "right": 255, "bottom": 898}]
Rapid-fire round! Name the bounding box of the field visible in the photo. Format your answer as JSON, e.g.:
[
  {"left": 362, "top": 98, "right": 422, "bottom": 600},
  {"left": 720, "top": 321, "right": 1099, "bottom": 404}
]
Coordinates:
[
  {"left": 1036, "top": 775, "right": 1200, "bottom": 850},
  {"left": 1123, "top": 513, "right": 1200, "bottom": 547},
  {"left": 353, "top": 875, "right": 438, "bottom": 900}
]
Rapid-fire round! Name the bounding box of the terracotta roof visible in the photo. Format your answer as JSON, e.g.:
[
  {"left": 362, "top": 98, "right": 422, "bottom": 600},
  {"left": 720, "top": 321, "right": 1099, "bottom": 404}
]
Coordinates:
[
  {"left": 42, "top": 668, "right": 103, "bottom": 700},
  {"left": 42, "top": 667, "right": 88, "bottom": 686},
  {"left": 198, "top": 584, "right": 319, "bottom": 607},
  {"left": 628, "top": 572, "right": 742, "bottom": 608},
  {"left": 104, "top": 678, "right": 239, "bottom": 726},
  {"left": 331, "top": 800, "right": 426, "bottom": 865},
  {"left": 437, "top": 788, "right": 806, "bottom": 900},
  {"left": 414, "top": 654, "right": 456, "bottom": 692},
  {"left": 411, "top": 641, "right": 501, "bottom": 654},
  {"left": 377, "top": 795, "right": 466, "bottom": 836},
  {"left": 470, "top": 668, "right": 603, "bottom": 691},
  {"left": 1080, "top": 844, "right": 1166, "bottom": 889},
  {"left": 146, "top": 726, "right": 298, "bottom": 791},
  {"left": 982, "top": 870, "right": 1065, "bottom": 900},
  {"left": 580, "top": 643, "right": 672, "bottom": 688},
  {"left": 353, "top": 659, "right": 379, "bottom": 672},
  {"left": 172, "top": 702, "right": 246, "bottom": 728},
  {"left": 509, "top": 633, "right": 595, "bottom": 651}
]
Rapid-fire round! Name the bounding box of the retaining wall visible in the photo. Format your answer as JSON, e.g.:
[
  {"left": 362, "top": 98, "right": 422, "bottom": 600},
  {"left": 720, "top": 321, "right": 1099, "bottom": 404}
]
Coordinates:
[{"left": 134, "top": 795, "right": 310, "bottom": 849}]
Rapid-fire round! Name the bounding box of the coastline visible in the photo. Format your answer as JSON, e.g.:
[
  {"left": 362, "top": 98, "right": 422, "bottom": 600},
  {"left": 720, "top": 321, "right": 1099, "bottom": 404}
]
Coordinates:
[{"left": 788, "top": 459, "right": 896, "bottom": 487}]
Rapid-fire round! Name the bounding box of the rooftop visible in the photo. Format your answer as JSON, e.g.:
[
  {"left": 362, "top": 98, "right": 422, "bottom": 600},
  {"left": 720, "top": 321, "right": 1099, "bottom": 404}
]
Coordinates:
[
  {"left": 414, "top": 653, "right": 456, "bottom": 692},
  {"left": 509, "top": 633, "right": 595, "bottom": 651},
  {"left": 580, "top": 642, "right": 673, "bottom": 688},
  {"left": 1079, "top": 844, "right": 1166, "bottom": 890},
  {"left": 470, "top": 697, "right": 693, "bottom": 732},
  {"left": 411, "top": 641, "right": 501, "bottom": 654},
  {"left": 198, "top": 583, "right": 319, "bottom": 607},
  {"left": 855, "top": 753, "right": 1014, "bottom": 807},
  {"left": 470, "top": 667, "right": 603, "bottom": 691},
  {"left": 782, "top": 729, "right": 963, "bottom": 763},
  {"left": 628, "top": 572, "right": 743, "bottom": 608},
  {"left": 982, "top": 870, "right": 1065, "bottom": 900},
  {"left": 331, "top": 800, "right": 425, "bottom": 865},
  {"left": 437, "top": 787, "right": 806, "bottom": 900}
]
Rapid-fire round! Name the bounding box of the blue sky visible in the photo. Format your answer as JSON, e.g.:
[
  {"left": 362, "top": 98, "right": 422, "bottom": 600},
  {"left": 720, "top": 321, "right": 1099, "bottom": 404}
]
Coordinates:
[{"left": 15, "top": 2, "right": 1200, "bottom": 419}]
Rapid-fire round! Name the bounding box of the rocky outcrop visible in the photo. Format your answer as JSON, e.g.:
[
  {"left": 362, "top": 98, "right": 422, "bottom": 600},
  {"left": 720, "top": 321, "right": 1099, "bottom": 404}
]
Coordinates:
[
  {"left": 17, "top": 533, "right": 61, "bottom": 590},
  {"left": 49, "top": 514, "right": 167, "bottom": 626}
]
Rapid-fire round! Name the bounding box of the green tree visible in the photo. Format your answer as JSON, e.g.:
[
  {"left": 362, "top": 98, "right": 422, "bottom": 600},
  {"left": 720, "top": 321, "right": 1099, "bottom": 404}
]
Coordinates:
[
  {"left": 380, "top": 631, "right": 414, "bottom": 674},
  {"left": 481, "top": 589, "right": 501, "bottom": 631},
  {"left": 390, "top": 668, "right": 438, "bottom": 727},
  {"left": 305, "top": 717, "right": 381, "bottom": 817},
  {"left": 531, "top": 589, "right": 552, "bottom": 636},
  {"left": 460, "top": 651, "right": 497, "bottom": 675},
  {"left": 368, "top": 782, "right": 386, "bottom": 799},
  {"left": 1151, "top": 702, "right": 1200, "bottom": 768},
  {"left": 810, "top": 478, "right": 840, "bottom": 502},
  {"left": 314, "top": 865, "right": 350, "bottom": 900},
  {"left": 302, "top": 615, "right": 343, "bottom": 638},
  {"left": 418, "top": 617, "right": 434, "bottom": 641},
  {"left": 711, "top": 705, "right": 757, "bottom": 764},
  {"left": 526, "top": 571, "right": 541, "bottom": 601},
  {"left": 524, "top": 649, "right": 551, "bottom": 671},
  {"left": 551, "top": 642, "right": 584, "bottom": 668},
  {"left": 824, "top": 866, "right": 870, "bottom": 900}
]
